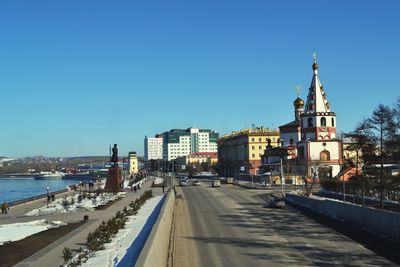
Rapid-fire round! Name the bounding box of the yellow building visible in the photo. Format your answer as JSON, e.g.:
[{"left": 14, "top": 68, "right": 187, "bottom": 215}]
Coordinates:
[
  {"left": 129, "top": 151, "right": 139, "bottom": 175},
  {"left": 218, "top": 128, "right": 280, "bottom": 176}
]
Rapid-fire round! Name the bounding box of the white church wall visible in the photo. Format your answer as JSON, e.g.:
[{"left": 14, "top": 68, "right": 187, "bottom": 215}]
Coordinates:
[{"left": 309, "top": 142, "right": 340, "bottom": 160}]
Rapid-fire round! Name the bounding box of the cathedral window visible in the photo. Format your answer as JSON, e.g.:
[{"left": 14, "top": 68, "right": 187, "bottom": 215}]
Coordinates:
[
  {"left": 320, "top": 150, "right": 330, "bottom": 161},
  {"left": 321, "top": 117, "right": 326, "bottom": 127},
  {"left": 308, "top": 118, "right": 313, "bottom": 127},
  {"left": 331, "top": 118, "right": 335, "bottom": 127}
]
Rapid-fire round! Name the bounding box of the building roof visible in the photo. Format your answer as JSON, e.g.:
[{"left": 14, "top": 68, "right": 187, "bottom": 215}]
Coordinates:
[
  {"left": 303, "top": 53, "right": 333, "bottom": 114},
  {"left": 219, "top": 128, "right": 279, "bottom": 142}
]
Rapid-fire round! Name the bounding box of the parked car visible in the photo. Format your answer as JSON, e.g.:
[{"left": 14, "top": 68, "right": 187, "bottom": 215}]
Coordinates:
[
  {"left": 269, "top": 197, "right": 285, "bottom": 209},
  {"left": 193, "top": 180, "right": 200, "bottom": 186},
  {"left": 212, "top": 179, "right": 221, "bottom": 187}
]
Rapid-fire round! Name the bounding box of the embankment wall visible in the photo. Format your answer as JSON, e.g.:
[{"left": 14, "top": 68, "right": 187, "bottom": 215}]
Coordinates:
[
  {"left": 134, "top": 190, "right": 176, "bottom": 267},
  {"left": 286, "top": 193, "right": 400, "bottom": 241}
]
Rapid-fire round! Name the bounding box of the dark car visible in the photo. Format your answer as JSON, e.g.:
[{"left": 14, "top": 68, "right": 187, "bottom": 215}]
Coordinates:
[{"left": 270, "top": 197, "right": 286, "bottom": 209}]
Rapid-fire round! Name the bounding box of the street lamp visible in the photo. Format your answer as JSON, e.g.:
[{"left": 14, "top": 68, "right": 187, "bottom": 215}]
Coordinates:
[{"left": 46, "top": 186, "right": 50, "bottom": 208}]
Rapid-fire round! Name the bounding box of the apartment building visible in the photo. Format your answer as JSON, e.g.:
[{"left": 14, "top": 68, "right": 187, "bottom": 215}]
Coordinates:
[{"left": 218, "top": 128, "right": 280, "bottom": 176}]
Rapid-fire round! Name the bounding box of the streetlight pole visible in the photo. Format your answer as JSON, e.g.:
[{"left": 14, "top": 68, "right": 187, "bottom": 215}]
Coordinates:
[
  {"left": 46, "top": 186, "right": 50, "bottom": 208},
  {"left": 341, "top": 133, "right": 346, "bottom": 202},
  {"left": 280, "top": 157, "right": 284, "bottom": 196}
]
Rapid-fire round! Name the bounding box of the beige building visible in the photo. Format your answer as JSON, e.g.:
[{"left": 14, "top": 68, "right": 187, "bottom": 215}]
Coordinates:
[
  {"left": 129, "top": 151, "right": 139, "bottom": 175},
  {"left": 218, "top": 128, "right": 280, "bottom": 176}
]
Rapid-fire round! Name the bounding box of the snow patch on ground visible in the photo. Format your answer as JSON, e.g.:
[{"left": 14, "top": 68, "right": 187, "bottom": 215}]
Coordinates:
[
  {"left": 0, "top": 219, "right": 66, "bottom": 245},
  {"left": 153, "top": 178, "right": 164, "bottom": 185},
  {"left": 80, "top": 195, "right": 163, "bottom": 267},
  {"left": 25, "top": 192, "right": 126, "bottom": 216}
]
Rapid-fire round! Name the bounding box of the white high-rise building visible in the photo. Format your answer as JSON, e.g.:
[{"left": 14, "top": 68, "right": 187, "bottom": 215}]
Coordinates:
[
  {"left": 159, "top": 127, "right": 219, "bottom": 161},
  {"left": 144, "top": 136, "right": 163, "bottom": 161}
]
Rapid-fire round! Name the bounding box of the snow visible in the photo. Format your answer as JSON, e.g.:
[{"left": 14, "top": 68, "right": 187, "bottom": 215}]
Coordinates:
[
  {"left": 25, "top": 192, "right": 126, "bottom": 216},
  {"left": 79, "top": 195, "right": 163, "bottom": 267},
  {"left": 153, "top": 178, "right": 164, "bottom": 185},
  {"left": 0, "top": 219, "right": 66, "bottom": 245}
]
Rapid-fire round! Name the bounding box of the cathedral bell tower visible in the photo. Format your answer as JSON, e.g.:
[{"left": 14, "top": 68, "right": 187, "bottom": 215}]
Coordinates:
[
  {"left": 297, "top": 52, "right": 342, "bottom": 179},
  {"left": 300, "top": 53, "right": 337, "bottom": 141}
]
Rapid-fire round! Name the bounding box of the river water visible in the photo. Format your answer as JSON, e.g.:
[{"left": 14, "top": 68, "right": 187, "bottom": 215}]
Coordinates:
[{"left": 0, "top": 177, "right": 81, "bottom": 204}]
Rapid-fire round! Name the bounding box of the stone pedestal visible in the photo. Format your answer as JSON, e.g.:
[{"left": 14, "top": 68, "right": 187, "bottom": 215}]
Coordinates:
[{"left": 104, "top": 165, "right": 122, "bottom": 193}]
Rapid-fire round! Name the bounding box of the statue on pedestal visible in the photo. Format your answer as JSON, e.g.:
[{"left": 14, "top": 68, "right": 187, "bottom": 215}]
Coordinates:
[{"left": 111, "top": 144, "right": 118, "bottom": 166}]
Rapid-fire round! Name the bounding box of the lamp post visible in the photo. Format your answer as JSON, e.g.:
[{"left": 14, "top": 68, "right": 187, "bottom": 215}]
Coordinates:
[
  {"left": 341, "top": 133, "right": 346, "bottom": 202},
  {"left": 46, "top": 186, "right": 50, "bottom": 208},
  {"left": 358, "top": 129, "right": 365, "bottom": 206}
]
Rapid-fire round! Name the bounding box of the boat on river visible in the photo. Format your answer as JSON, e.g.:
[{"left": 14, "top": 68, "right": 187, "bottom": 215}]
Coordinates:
[{"left": 35, "top": 171, "right": 65, "bottom": 179}]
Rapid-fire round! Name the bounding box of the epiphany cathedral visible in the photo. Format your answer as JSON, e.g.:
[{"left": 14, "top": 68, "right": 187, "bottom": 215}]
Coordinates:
[{"left": 262, "top": 54, "right": 342, "bottom": 182}]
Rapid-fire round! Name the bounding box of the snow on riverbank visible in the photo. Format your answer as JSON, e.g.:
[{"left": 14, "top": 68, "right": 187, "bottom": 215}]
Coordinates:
[
  {"left": 80, "top": 195, "right": 163, "bottom": 267},
  {"left": 0, "top": 219, "right": 66, "bottom": 245},
  {"left": 25, "top": 192, "right": 126, "bottom": 216}
]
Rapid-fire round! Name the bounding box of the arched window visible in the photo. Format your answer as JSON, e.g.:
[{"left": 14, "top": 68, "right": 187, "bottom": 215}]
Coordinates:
[
  {"left": 320, "top": 150, "right": 330, "bottom": 161},
  {"left": 331, "top": 118, "right": 335, "bottom": 127},
  {"left": 308, "top": 118, "right": 313, "bottom": 127},
  {"left": 321, "top": 117, "right": 326, "bottom": 127}
]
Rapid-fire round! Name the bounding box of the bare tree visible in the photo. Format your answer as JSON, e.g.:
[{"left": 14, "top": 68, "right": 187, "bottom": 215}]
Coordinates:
[{"left": 367, "top": 104, "right": 396, "bottom": 209}]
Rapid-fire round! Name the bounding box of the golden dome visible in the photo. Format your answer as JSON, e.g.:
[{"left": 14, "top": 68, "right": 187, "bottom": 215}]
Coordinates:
[
  {"left": 312, "top": 62, "right": 318, "bottom": 70},
  {"left": 294, "top": 97, "right": 304, "bottom": 109}
]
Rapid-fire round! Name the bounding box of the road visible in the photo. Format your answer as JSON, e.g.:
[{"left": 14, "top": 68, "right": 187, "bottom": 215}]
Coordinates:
[{"left": 178, "top": 179, "right": 398, "bottom": 267}]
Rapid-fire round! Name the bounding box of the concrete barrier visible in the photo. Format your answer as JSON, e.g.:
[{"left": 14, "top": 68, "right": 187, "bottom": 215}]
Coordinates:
[
  {"left": 286, "top": 193, "right": 400, "bottom": 242},
  {"left": 135, "top": 189, "right": 176, "bottom": 267}
]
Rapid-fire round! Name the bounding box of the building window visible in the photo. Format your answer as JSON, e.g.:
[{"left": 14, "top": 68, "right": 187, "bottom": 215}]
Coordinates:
[
  {"left": 259, "top": 138, "right": 262, "bottom": 142},
  {"left": 252, "top": 146, "right": 255, "bottom": 150},
  {"left": 290, "top": 138, "right": 294, "bottom": 145},
  {"left": 332, "top": 118, "right": 335, "bottom": 127},
  {"left": 251, "top": 138, "right": 255, "bottom": 142},
  {"left": 320, "top": 150, "right": 330, "bottom": 161},
  {"left": 252, "top": 154, "right": 255, "bottom": 158},
  {"left": 308, "top": 118, "right": 313, "bottom": 127},
  {"left": 321, "top": 117, "right": 326, "bottom": 127},
  {"left": 298, "top": 146, "right": 305, "bottom": 159}
]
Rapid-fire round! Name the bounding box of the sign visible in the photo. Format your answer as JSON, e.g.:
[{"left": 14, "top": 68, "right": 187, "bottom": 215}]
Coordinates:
[
  {"left": 240, "top": 166, "right": 245, "bottom": 171},
  {"left": 182, "top": 165, "right": 186, "bottom": 170}
]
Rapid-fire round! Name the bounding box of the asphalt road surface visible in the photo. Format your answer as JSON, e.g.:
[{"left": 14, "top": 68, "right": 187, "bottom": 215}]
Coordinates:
[{"left": 180, "top": 179, "right": 398, "bottom": 267}]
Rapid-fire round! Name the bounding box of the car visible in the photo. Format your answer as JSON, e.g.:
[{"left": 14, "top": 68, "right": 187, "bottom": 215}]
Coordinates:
[
  {"left": 212, "top": 179, "right": 221, "bottom": 187},
  {"left": 219, "top": 177, "right": 227, "bottom": 183},
  {"left": 193, "top": 180, "right": 200, "bottom": 186},
  {"left": 179, "top": 179, "right": 188, "bottom": 186},
  {"left": 269, "top": 197, "right": 285, "bottom": 209}
]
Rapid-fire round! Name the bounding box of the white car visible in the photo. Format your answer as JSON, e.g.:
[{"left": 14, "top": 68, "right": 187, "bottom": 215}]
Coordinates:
[{"left": 212, "top": 180, "right": 221, "bottom": 187}]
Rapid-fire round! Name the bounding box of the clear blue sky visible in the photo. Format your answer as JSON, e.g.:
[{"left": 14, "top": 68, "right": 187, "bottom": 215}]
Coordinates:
[{"left": 0, "top": 0, "right": 399, "bottom": 157}]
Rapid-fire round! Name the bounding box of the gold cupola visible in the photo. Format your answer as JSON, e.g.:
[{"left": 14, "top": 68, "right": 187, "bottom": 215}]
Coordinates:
[{"left": 294, "top": 97, "right": 304, "bottom": 109}]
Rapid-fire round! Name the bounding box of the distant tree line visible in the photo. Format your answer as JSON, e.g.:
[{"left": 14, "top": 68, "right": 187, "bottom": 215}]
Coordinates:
[{"left": 321, "top": 97, "right": 400, "bottom": 208}]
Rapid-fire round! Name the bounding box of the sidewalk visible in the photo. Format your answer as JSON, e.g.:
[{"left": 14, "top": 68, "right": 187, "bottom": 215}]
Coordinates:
[{"left": 0, "top": 177, "right": 163, "bottom": 267}]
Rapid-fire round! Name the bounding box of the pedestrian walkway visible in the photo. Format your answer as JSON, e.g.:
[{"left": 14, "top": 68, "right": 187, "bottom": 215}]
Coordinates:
[{"left": 0, "top": 177, "right": 163, "bottom": 267}]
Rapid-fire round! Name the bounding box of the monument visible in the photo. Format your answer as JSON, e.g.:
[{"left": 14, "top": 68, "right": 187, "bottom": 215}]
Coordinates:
[{"left": 104, "top": 144, "right": 123, "bottom": 193}]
